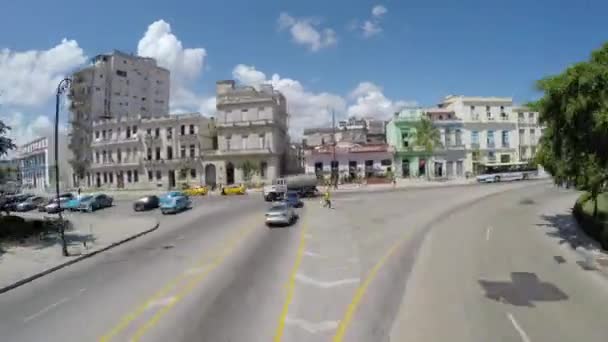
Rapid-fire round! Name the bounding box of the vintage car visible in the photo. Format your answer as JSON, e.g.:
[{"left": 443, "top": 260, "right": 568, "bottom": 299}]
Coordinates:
[
  {"left": 78, "top": 193, "right": 113, "bottom": 212},
  {"left": 159, "top": 191, "right": 192, "bottom": 215},
  {"left": 133, "top": 195, "right": 160, "bottom": 211},
  {"left": 221, "top": 184, "right": 246, "bottom": 196},
  {"left": 183, "top": 185, "right": 209, "bottom": 197}
]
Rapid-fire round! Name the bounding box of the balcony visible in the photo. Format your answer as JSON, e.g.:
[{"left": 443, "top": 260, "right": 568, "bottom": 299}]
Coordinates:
[
  {"left": 501, "top": 142, "right": 510, "bottom": 148},
  {"left": 487, "top": 156, "right": 497, "bottom": 163},
  {"left": 470, "top": 142, "right": 480, "bottom": 149},
  {"left": 205, "top": 147, "right": 274, "bottom": 157},
  {"left": 216, "top": 118, "right": 283, "bottom": 128},
  {"left": 487, "top": 142, "right": 496, "bottom": 149},
  {"left": 91, "top": 137, "right": 139, "bottom": 147},
  {"left": 178, "top": 133, "right": 199, "bottom": 141}
]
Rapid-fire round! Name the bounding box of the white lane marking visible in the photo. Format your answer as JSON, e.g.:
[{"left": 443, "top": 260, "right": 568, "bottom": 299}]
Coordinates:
[
  {"left": 486, "top": 226, "right": 492, "bottom": 241},
  {"left": 304, "top": 250, "right": 323, "bottom": 257},
  {"left": 295, "top": 273, "right": 360, "bottom": 288},
  {"left": 146, "top": 296, "right": 177, "bottom": 309},
  {"left": 185, "top": 266, "right": 210, "bottom": 275},
  {"left": 285, "top": 317, "right": 339, "bottom": 334},
  {"left": 304, "top": 233, "right": 313, "bottom": 239},
  {"left": 507, "top": 312, "right": 531, "bottom": 342},
  {"left": 24, "top": 297, "right": 71, "bottom": 323}
]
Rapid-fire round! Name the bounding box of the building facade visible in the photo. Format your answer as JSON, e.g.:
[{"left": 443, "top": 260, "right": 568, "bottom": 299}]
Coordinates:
[
  {"left": 426, "top": 108, "right": 467, "bottom": 178},
  {"left": 82, "top": 114, "right": 215, "bottom": 190},
  {"left": 304, "top": 142, "right": 394, "bottom": 181},
  {"left": 17, "top": 135, "right": 71, "bottom": 193},
  {"left": 386, "top": 108, "right": 432, "bottom": 178},
  {"left": 203, "top": 80, "right": 289, "bottom": 186},
  {"left": 303, "top": 117, "right": 386, "bottom": 148},
  {"left": 69, "top": 50, "right": 170, "bottom": 181}
]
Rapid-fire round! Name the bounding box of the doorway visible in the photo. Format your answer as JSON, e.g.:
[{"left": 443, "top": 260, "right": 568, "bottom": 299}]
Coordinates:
[
  {"left": 402, "top": 159, "right": 410, "bottom": 178},
  {"left": 168, "top": 170, "right": 176, "bottom": 189},
  {"left": 205, "top": 164, "right": 217, "bottom": 189},
  {"left": 226, "top": 162, "right": 235, "bottom": 185}
]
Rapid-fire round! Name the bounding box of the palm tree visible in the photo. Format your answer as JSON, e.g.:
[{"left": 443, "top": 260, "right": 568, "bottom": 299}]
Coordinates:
[{"left": 414, "top": 117, "right": 441, "bottom": 180}]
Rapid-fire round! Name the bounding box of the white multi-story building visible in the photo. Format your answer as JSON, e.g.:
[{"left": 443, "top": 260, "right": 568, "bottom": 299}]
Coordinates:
[
  {"left": 203, "top": 80, "right": 289, "bottom": 186},
  {"left": 433, "top": 95, "right": 544, "bottom": 176},
  {"left": 83, "top": 114, "right": 215, "bottom": 190},
  {"left": 17, "top": 135, "right": 71, "bottom": 193},
  {"left": 69, "top": 50, "right": 170, "bottom": 181}
]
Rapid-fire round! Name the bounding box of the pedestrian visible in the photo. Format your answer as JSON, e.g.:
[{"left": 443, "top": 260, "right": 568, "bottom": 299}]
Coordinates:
[
  {"left": 323, "top": 188, "right": 332, "bottom": 209},
  {"left": 77, "top": 187, "right": 81, "bottom": 196}
]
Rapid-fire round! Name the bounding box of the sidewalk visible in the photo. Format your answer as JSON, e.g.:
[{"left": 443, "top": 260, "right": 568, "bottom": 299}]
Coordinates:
[
  {"left": 0, "top": 212, "right": 158, "bottom": 292},
  {"left": 328, "top": 178, "right": 477, "bottom": 193}
]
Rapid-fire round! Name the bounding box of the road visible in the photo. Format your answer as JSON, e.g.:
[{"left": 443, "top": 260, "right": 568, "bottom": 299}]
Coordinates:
[{"left": 1, "top": 181, "right": 607, "bottom": 342}]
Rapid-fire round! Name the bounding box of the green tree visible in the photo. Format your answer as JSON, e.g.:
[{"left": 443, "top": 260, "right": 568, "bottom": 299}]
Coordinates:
[
  {"left": 0, "top": 120, "right": 16, "bottom": 157},
  {"left": 240, "top": 160, "right": 259, "bottom": 182},
  {"left": 533, "top": 42, "right": 608, "bottom": 217},
  {"left": 414, "top": 116, "right": 441, "bottom": 180}
]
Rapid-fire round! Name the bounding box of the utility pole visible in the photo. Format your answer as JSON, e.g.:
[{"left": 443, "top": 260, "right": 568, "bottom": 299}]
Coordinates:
[{"left": 331, "top": 109, "right": 338, "bottom": 189}]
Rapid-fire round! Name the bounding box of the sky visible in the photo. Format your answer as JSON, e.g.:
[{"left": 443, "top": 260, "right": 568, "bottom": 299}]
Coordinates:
[{"left": 1, "top": 0, "right": 607, "bottom": 149}]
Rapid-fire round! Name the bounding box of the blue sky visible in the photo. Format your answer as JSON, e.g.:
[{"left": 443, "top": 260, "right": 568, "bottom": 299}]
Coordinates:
[{"left": 1, "top": 0, "right": 607, "bottom": 146}]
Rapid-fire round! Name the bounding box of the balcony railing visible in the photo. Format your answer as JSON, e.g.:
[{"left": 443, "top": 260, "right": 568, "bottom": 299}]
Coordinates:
[{"left": 487, "top": 142, "right": 496, "bottom": 148}]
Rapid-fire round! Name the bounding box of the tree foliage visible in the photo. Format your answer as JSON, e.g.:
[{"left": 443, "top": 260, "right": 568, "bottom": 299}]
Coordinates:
[
  {"left": 414, "top": 116, "right": 441, "bottom": 179},
  {"left": 533, "top": 42, "right": 608, "bottom": 216},
  {"left": 240, "top": 160, "right": 259, "bottom": 182},
  {"left": 0, "top": 120, "right": 16, "bottom": 157}
]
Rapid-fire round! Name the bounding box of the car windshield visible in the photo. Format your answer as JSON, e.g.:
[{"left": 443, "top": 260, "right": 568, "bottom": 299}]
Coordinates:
[{"left": 269, "top": 205, "right": 287, "bottom": 212}]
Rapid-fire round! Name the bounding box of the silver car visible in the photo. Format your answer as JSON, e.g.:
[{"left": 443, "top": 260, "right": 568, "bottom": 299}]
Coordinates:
[{"left": 265, "top": 202, "right": 298, "bottom": 227}]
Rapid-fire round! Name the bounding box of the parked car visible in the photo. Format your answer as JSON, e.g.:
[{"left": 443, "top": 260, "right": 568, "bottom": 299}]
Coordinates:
[
  {"left": 283, "top": 191, "right": 304, "bottom": 208},
  {"left": 221, "top": 184, "right": 246, "bottom": 196},
  {"left": 78, "top": 194, "right": 113, "bottom": 212},
  {"left": 15, "top": 196, "right": 46, "bottom": 212},
  {"left": 183, "top": 185, "right": 209, "bottom": 197},
  {"left": 133, "top": 195, "right": 160, "bottom": 211},
  {"left": 2, "top": 194, "right": 34, "bottom": 212},
  {"left": 159, "top": 191, "right": 191, "bottom": 215},
  {"left": 65, "top": 196, "right": 86, "bottom": 211},
  {"left": 45, "top": 197, "right": 71, "bottom": 214},
  {"left": 265, "top": 202, "right": 298, "bottom": 227},
  {"left": 37, "top": 198, "right": 52, "bottom": 212}
]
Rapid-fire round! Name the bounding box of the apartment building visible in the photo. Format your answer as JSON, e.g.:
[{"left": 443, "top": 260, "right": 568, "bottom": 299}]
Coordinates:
[
  {"left": 302, "top": 117, "right": 385, "bottom": 148},
  {"left": 17, "top": 135, "right": 71, "bottom": 193},
  {"left": 204, "top": 80, "right": 289, "bottom": 186},
  {"left": 434, "top": 96, "right": 544, "bottom": 176},
  {"left": 69, "top": 50, "right": 170, "bottom": 181},
  {"left": 386, "top": 108, "right": 431, "bottom": 178},
  {"left": 84, "top": 114, "right": 215, "bottom": 190}
]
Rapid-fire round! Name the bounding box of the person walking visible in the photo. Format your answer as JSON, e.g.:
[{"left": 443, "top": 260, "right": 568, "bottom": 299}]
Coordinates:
[{"left": 323, "top": 187, "right": 332, "bottom": 209}]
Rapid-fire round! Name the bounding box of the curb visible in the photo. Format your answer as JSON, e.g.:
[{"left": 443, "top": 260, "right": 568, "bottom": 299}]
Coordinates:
[{"left": 0, "top": 221, "right": 160, "bottom": 295}]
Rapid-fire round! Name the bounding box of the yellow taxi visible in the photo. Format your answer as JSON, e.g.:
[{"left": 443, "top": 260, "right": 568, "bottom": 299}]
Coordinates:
[
  {"left": 221, "top": 184, "right": 247, "bottom": 195},
  {"left": 183, "top": 185, "right": 209, "bottom": 196}
]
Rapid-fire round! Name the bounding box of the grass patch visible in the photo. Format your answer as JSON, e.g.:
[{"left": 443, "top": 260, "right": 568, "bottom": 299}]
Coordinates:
[
  {"left": 573, "top": 192, "right": 608, "bottom": 249},
  {"left": 0, "top": 215, "right": 67, "bottom": 246}
]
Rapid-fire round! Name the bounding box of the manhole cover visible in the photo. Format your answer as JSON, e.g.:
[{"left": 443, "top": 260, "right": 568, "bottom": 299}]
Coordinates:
[{"left": 163, "top": 245, "right": 175, "bottom": 250}]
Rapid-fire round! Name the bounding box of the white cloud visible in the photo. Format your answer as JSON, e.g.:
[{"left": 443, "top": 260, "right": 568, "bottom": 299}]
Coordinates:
[
  {"left": 232, "top": 64, "right": 267, "bottom": 87},
  {"left": 372, "top": 5, "right": 388, "bottom": 18},
  {"left": 2, "top": 112, "right": 62, "bottom": 149},
  {"left": 0, "top": 39, "right": 86, "bottom": 107},
  {"left": 360, "top": 5, "right": 388, "bottom": 38},
  {"left": 347, "top": 82, "right": 416, "bottom": 119},
  {"left": 137, "top": 19, "right": 210, "bottom": 115},
  {"left": 277, "top": 13, "right": 337, "bottom": 52}
]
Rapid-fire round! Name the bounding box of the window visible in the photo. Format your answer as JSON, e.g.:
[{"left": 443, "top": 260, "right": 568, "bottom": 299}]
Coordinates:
[
  {"left": 190, "top": 169, "right": 196, "bottom": 178},
  {"left": 109, "top": 173, "right": 114, "bottom": 184},
  {"left": 226, "top": 136, "right": 231, "bottom": 151},
  {"left": 259, "top": 134, "right": 265, "bottom": 148},
  {"left": 518, "top": 112, "right": 524, "bottom": 120},
  {"left": 331, "top": 160, "right": 340, "bottom": 171},
  {"left": 117, "top": 149, "right": 122, "bottom": 163},
  {"left": 167, "top": 146, "right": 173, "bottom": 160},
  {"left": 189, "top": 145, "right": 195, "bottom": 158},
  {"left": 260, "top": 161, "right": 267, "bottom": 178},
  {"left": 180, "top": 125, "right": 185, "bottom": 136},
  {"left": 501, "top": 130, "right": 509, "bottom": 147},
  {"left": 456, "top": 161, "right": 463, "bottom": 176},
  {"left": 156, "top": 170, "right": 162, "bottom": 180},
  {"left": 127, "top": 170, "right": 132, "bottom": 183},
  {"left": 189, "top": 124, "right": 195, "bottom": 135},
  {"left": 487, "top": 130, "right": 495, "bottom": 147},
  {"left": 132, "top": 126, "right": 138, "bottom": 134},
  {"left": 103, "top": 172, "right": 108, "bottom": 183},
  {"left": 179, "top": 169, "right": 187, "bottom": 179},
  {"left": 155, "top": 147, "right": 161, "bottom": 160},
  {"left": 148, "top": 171, "right": 153, "bottom": 181},
  {"left": 455, "top": 129, "right": 462, "bottom": 145},
  {"left": 147, "top": 128, "right": 152, "bottom": 136},
  {"left": 500, "top": 154, "right": 510, "bottom": 163},
  {"left": 167, "top": 127, "right": 173, "bottom": 139},
  {"left": 528, "top": 112, "right": 535, "bottom": 120},
  {"left": 95, "top": 151, "right": 100, "bottom": 164},
  {"left": 531, "top": 146, "right": 537, "bottom": 155},
  {"left": 102, "top": 150, "right": 107, "bottom": 163},
  {"left": 134, "top": 170, "right": 139, "bottom": 182},
  {"left": 241, "top": 108, "right": 248, "bottom": 112},
  {"left": 102, "top": 130, "right": 107, "bottom": 140},
  {"left": 155, "top": 128, "right": 160, "bottom": 137},
  {"left": 488, "top": 151, "right": 496, "bottom": 161},
  {"left": 126, "top": 127, "right": 131, "bottom": 138},
  {"left": 381, "top": 159, "right": 392, "bottom": 166},
  {"left": 180, "top": 146, "right": 186, "bottom": 158},
  {"left": 242, "top": 135, "right": 249, "bottom": 149},
  {"left": 471, "top": 131, "right": 479, "bottom": 145},
  {"left": 108, "top": 129, "right": 113, "bottom": 140}
]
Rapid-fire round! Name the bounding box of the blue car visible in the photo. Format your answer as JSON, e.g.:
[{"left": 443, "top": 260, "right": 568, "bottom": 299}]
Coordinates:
[
  {"left": 65, "top": 195, "right": 90, "bottom": 211},
  {"left": 160, "top": 191, "right": 191, "bottom": 215},
  {"left": 284, "top": 191, "right": 304, "bottom": 208}
]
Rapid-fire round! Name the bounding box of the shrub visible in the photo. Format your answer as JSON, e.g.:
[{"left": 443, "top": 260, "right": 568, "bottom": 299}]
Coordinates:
[{"left": 572, "top": 193, "right": 608, "bottom": 250}]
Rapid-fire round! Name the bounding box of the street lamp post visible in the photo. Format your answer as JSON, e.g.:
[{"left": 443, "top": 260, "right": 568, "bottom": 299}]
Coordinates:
[{"left": 55, "top": 78, "right": 71, "bottom": 257}]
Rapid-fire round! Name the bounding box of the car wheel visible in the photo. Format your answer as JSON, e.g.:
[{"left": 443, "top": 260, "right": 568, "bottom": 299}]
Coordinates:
[{"left": 494, "top": 176, "right": 501, "bottom": 183}]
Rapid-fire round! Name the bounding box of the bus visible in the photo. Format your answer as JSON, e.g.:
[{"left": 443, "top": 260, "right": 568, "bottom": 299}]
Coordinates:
[{"left": 475, "top": 162, "right": 538, "bottom": 183}]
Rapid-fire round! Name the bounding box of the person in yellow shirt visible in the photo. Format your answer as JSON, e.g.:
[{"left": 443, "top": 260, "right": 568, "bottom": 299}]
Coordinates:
[{"left": 323, "top": 188, "right": 332, "bottom": 209}]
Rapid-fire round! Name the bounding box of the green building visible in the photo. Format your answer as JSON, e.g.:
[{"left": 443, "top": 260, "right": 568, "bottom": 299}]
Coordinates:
[{"left": 386, "top": 108, "right": 431, "bottom": 178}]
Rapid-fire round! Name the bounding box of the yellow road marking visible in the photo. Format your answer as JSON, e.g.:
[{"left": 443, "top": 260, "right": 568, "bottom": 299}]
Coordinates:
[
  {"left": 130, "top": 226, "right": 256, "bottom": 341},
  {"left": 332, "top": 242, "right": 401, "bottom": 342},
  {"left": 273, "top": 217, "right": 308, "bottom": 342},
  {"left": 99, "top": 219, "right": 256, "bottom": 342}
]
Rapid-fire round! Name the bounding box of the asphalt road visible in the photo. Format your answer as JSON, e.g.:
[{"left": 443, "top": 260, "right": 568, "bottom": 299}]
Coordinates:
[{"left": 1, "top": 181, "right": 607, "bottom": 342}]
